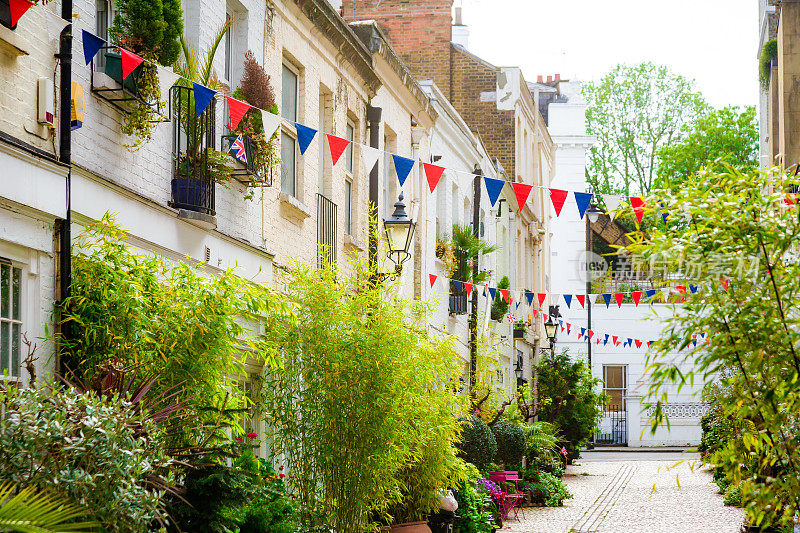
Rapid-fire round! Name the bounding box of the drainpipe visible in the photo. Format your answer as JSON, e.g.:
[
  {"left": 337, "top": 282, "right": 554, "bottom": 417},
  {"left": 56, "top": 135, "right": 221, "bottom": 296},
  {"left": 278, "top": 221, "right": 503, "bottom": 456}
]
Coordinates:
[
  {"left": 56, "top": 0, "right": 73, "bottom": 373},
  {"left": 469, "top": 163, "right": 482, "bottom": 401},
  {"left": 367, "top": 105, "right": 382, "bottom": 271}
]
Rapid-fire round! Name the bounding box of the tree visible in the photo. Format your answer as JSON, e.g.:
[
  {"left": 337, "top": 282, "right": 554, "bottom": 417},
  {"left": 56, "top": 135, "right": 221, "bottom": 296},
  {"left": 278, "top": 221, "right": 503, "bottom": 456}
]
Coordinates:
[
  {"left": 656, "top": 106, "right": 759, "bottom": 189},
  {"left": 111, "top": 0, "right": 183, "bottom": 65},
  {"left": 629, "top": 167, "right": 800, "bottom": 529},
  {"left": 583, "top": 62, "right": 706, "bottom": 196}
]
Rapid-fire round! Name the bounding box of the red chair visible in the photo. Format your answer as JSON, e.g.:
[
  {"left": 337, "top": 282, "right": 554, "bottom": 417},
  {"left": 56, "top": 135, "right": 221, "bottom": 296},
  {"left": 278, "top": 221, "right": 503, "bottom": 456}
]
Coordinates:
[{"left": 487, "top": 471, "right": 525, "bottom": 521}]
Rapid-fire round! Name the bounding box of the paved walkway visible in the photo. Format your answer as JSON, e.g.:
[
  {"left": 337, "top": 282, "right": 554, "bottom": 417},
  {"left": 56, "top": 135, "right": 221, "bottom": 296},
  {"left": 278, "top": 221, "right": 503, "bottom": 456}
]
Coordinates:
[{"left": 504, "top": 451, "right": 744, "bottom": 533}]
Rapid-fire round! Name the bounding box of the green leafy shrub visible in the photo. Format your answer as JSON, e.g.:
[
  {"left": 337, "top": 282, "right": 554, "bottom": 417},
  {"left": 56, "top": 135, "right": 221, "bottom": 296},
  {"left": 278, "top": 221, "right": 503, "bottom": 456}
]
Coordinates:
[
  {"left": 759, "top": 39, "right": 778, "bottom": 86},
  {"left": 453, "top": 464, "right": 497, "bottom": 533},
  {"left": 0, "top": 385, "right": 175, "bottom": 532},
  {"left": 458, "top": 416, "right": 498, "bottom": 471},
  {"left": 111, "top": 0, "right": 183, "bottom": 65},
  {"left": 261, "top": 260, "right": 467, "bottom": 533},
  {"left": 491, "top": 421, "right": 526, "bottom": 467},
  {"left": 167, "top": 443, "right": 298, "bottom": 533},
  {"left": 59, "top": 214, "right": 286, "bottom": 450},
  {"left": 534, "top": 472, "right": 572, "bottom": 507},
  {"left": 723, "top": 484, "right": 743, "bottom": 507},
  {"left": 490, "top": 276, "right": 509, "bottom": 321},
  {"left": 534, "top": 350, "right": 604, "bottom": 461}
]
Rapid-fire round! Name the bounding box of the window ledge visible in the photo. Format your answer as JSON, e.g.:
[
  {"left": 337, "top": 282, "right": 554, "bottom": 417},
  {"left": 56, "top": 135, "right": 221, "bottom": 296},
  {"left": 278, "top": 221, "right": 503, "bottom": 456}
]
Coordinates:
[
  {"left": 278, "top": 193, "right": 312, "bottom": 219},
  {"left": 344, "top": 234, "right": 364, "bottom": 251},
  {"left": 0, "top": 26, "right": 29, "bottom": 56}
]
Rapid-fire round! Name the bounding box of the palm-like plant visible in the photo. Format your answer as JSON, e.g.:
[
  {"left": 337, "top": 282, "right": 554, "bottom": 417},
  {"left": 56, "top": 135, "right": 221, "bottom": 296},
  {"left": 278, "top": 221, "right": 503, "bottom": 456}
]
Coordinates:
[
  {"left": 0, "top": 483, "right": 98, "bottom": 532},
  {"left": 450, "top": 223, "right": 498, "bottom": 285},
  {"left": 524, "top": 421, "right": 561, "bottom": 462}
]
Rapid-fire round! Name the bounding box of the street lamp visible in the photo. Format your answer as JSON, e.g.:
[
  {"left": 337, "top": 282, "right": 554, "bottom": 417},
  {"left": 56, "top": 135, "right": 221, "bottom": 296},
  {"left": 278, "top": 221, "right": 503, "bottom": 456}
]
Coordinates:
[
  {"left": 544, "top": 316, "right": 557, "bottom": 344},
  {"left": 587, "top": 202, "right": 603, "bottom": 224},
  {"left": 514, "top": 361, "right": 523, "bottom": 382},
  {"left": 383, "top": 192, "right": 416, "bottom": 274},
  {"left": 585, "top": 196, "right": 603, "bottom": 371}
]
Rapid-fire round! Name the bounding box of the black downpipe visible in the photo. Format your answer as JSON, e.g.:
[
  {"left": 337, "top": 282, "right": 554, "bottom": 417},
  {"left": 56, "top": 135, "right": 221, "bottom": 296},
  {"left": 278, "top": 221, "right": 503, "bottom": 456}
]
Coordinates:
[
  {"left": 367, "top": 105, "right": 382, "bottom": 271},
  {"left": 57, "top": 3, "right": 73, "bottom": 373}
]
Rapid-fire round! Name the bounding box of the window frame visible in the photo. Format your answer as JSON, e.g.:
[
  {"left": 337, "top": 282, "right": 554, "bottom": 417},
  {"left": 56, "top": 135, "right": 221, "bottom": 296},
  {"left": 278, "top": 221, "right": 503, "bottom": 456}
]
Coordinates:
[
  {"left": 344, "top": 178, "right": 352, "bottom": 235},
  {"left": 0, "top": 260, "right": 24, "bottom": 381},
  {"left": 94, "top": 0, "right": 116, "bottom": 70},
  {"left": 281, "top": 62, "right": 299, "bottom": 124},
  {"left": 224, "top": 12, "right": 233, "bottom": 84},
  {"left": 602, "top": 365, "right": 627, "bottom": 410},
  {"left": 280, "top": 129, "right": 297, "bottom": 197}
]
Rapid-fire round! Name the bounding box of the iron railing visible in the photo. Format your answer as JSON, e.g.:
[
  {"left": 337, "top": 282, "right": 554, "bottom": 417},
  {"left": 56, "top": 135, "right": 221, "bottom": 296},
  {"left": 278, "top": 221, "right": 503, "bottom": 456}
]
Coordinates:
[
  {"left": 170, "top": 85, "right": 216, "bottom": 216},
  {"left": 594, "top": 404, "right": 627, "bottom": 446},
  {"left": 317, "top": 193, "right": 337, "bottom": 268},
  {"left": 449, "top": 249, "right": 469, "bottom": 315}
]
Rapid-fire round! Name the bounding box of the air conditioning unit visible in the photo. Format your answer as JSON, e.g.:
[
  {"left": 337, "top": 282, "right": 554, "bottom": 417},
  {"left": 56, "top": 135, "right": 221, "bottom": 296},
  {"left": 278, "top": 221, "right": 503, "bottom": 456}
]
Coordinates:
[{"left": 37, "top": 77, "right": 54, "bottom": 127}]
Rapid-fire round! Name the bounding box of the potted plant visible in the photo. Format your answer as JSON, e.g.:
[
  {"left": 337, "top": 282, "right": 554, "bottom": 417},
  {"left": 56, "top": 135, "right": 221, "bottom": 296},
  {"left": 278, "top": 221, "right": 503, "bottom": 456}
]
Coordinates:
[
  {"left": 490, "top": 276, "right": 510, "bottom": 322},
  {"left": 109, "top": 0, "right": 183, "bottom": 148},
  {"left": 513, "top": 320, "right": 526, "bottom": 339}
]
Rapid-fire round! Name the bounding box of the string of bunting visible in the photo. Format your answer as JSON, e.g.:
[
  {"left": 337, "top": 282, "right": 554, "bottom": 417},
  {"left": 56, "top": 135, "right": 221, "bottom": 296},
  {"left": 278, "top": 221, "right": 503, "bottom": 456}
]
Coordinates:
[
  {"left": 426, "top": 273, "right": 730, "bottom": 311},
  {"left": 76, "top": 28, "right": 653, "bottom": 219}
]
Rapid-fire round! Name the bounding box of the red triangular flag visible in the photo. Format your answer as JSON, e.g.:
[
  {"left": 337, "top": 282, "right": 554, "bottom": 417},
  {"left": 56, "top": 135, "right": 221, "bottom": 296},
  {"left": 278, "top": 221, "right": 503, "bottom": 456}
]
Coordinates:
[
  {"left": 630, "top": 196, "right": 645, "bottom": 224},
  {"left": 532, "top": 309, "right": 538, "bottom": 317},
  {"left": 429, "top": 274, "right": 437, "bottom": 288},
  {"left": 612, "top": 335, "right": 618, "bottom": 345},
  {"left": 542, "top": 313, "right": 549, "bottom": 323},
  {"left": 614, "top": 293, "right": 624, "bottom": 308},
  {"left": 721, "top": 279, "right": 729, "bottom": 290},
  {"left": 587, "top": 330, "right": 594, "bottom": 339},
  {"left": 635, "top": 339, "right": 643, "bottom": 348},
  {"left": 576, "top": 294, "right": 585, "bottom": 308},
  {"left": 512, "top": 183, "right": 533, "bottom": 211},
  {"left": 9, "top": 0, "right": 33, "bottom": 27},
  {"left": 120, "top": 49, "right": 145, "bottom": 80},
  {"left": 631, "top": 291, "right": 642, "bottom": 306},
  {"left": 537, "top": 293, "right": 547, "bottom": 307},
  {"left": 423, "top": 163, "right": 445, "bottom": 193},
  {"left": 676, "top": 285, "right": 686, "bottom": 294},
  {"left": 326, "top": 134, "right": 351, "bottom": 166},
  {"left": 566, "top": 323, "right": 571, "bottom": 334},
  {"left": 549, "top": 189, "right": 569, "bottom": 217},
  {"left": 499, "top": 289, "right": 509, "bottom": 303},
  {"left": 464, "top": 282, "right": 473, "bottom": 296},
  {"left": 226, "top": 96, "right": 251, "bottom": 130},
  {"left": 578, "top": 332, "right": 583, "bottom": 340},
  {"left": 785, "top": 194, "right": 797, "bottom": 206}
]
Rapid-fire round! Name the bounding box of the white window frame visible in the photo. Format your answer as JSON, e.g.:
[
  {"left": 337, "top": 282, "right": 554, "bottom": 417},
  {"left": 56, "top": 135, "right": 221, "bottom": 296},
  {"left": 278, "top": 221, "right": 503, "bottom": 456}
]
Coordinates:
[
  {"left": 0, "top": 259, "right": 24, "bottom": 381},
  {"left": 280, "top": 129, "right": 297, "bottom": 197},
  {"left": 224, "top": 11, "right": 233, "bottom": 84},
  {"left": 602, "top": 365, "right": 627, "bottom": 411},
  {"left": 281, "top": 62, "right": 299, "bottom": 124},
  {"left": 344, "top": 178, "right": 352, "bottom": 235},
  {"left": 94, "top": 0, "right": 116, "bottom": 70}
]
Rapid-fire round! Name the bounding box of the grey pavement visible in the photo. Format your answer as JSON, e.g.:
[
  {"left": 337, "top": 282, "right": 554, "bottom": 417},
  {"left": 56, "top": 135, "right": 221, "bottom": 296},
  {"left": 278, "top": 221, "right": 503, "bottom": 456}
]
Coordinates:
[{"left": 504, "top": 450, "right": 744, "bottom": 533}]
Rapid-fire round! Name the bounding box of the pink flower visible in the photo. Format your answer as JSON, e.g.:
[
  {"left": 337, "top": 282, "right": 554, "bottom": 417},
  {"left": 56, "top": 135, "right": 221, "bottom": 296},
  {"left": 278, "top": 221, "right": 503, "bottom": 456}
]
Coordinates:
[
  {"left": 247, "top": 432, "right": 258, "bottom": 439},
  {"left": 561, "top": 447, "right": 567, "bottom": 456},
  {"left": 279, "top": 473, "right": 285, "bottom": 479},
  {"left": 235, "top": 438, "right": 243, "bottom": 443}
]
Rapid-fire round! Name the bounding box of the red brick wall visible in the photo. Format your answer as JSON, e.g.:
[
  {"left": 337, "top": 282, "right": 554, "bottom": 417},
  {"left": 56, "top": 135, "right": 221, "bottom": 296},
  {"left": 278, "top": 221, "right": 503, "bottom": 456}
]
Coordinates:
[{"left": 341, "top": 0, "right": 454, "bottom": 92}]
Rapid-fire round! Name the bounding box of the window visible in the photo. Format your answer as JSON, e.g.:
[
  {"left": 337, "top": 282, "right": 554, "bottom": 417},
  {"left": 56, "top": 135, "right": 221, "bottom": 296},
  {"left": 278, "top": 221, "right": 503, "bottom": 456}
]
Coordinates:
[
  {"left": 344, "top": 179, "right": 352, "bottom": 235},
  {"left": 603, "top": 365, "right": 627, "bottom": 410},
  {"left": 224, "top": 13, "right": 233, "bottom": 82},
  {"left": 281, "top": 132, "right": 296, "bottom": 196},
  {"left": 281, "top": 64, "right": 298, "bottom": 123},
  {"left": 95, "top": 0, "right": 113, "bottom": 69},
  {"left": 0, "top": 263, "right": 22, "bottom": 378},
  {"left": 345, "top": 122, "right": 355, "bottom": 173}
]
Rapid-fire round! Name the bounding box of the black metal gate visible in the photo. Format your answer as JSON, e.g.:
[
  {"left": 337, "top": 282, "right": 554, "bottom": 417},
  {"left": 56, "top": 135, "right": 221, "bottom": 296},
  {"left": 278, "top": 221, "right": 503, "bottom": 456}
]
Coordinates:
[{"left": 594, "top": 404, "right": 627, "bottom": 446}]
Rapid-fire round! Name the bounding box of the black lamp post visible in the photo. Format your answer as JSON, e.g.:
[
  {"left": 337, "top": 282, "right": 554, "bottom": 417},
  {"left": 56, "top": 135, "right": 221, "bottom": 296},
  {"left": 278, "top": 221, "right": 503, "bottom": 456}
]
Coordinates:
[
  {"left": 544, "top": 316, "right": 557, "bottom": 346},
  {"left": 585, "top": 197, "right": 603, "bottom": 371},
  {"left": 383, "top": 193, "right": 416, "bottom": 275}
]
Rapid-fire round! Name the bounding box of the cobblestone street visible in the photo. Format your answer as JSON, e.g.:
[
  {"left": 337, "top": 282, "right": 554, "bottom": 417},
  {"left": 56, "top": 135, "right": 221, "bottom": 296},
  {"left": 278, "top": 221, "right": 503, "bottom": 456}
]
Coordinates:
[{"left": 504, "top": 451, "right": 744, "bottom": 533}]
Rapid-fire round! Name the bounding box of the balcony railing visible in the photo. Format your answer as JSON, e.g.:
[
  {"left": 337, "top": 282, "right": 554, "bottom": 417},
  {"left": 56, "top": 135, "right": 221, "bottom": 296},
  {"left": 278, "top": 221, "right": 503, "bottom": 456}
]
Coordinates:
[
  {"left": 221, "top": 133, "right": 273, "bottom": 187},
  {"left": 448, "top": 249, "right": 469, "bottom": 315},
  {"left": 170, "top": 85, "right": 216, "bottom": 217},
  {"left": 317, "top": 194, "right": 337, "bottom": 268},
  {"left": 449, "top": 290, "right": 468, "bottom": 315}
]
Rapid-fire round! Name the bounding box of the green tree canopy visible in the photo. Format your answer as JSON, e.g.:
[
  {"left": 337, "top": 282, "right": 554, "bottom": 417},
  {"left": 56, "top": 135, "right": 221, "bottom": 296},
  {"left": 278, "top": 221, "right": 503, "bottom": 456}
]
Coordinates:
[
  {"left": 656, "top": 106, "right": 759, "bottom": 189},
  {"left": 583, "top": 62, "right": 706, "bottom": 197}
]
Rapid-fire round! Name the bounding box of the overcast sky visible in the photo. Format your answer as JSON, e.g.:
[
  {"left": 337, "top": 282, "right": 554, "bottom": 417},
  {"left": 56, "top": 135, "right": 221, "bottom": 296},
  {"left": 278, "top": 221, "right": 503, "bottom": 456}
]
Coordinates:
[{"left": 459, "top": 0, "right": 759, "bottom": 108}]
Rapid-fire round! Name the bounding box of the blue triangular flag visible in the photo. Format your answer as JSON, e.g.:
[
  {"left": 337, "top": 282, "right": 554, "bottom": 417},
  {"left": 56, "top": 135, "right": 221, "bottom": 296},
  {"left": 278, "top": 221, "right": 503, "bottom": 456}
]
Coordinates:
[
  {"left": 689, "top": 284, "right": 698, "bottom": 294},
  {"left": 453, "top": 280, "right": 463, "bottom": 293},
  {"left": 602, "top": 293, "right": 612, "bottom": 308},
  {"left": 700, "top": 332, "right": 706, "bottom": 339},
  {"left": 392, "top": 154, "right": 416, "bottom": 186},
  {"left": 525, "top": 291, "right": 534, "bottom": 306},
  {"left": 627, "top": 338, "right": 633, "bottom": 347},
  {"left": 483, "top": 177, "right": 506, "bottom": 207},
  {"left": 659, "top": 201, "right": 669, "bottom": 224},
  {"left": 563, "top": 294, "right": 572, "bottom": 308},
  {"left": 645, "top": 289, "right": 657, "bottom": 300},
  {"left": 192, "top": 82, "right": 216, "bottom": 116},
  {"left": 604, "top": 334, "right": 609, "bottom": 346},
  {"left": 580, "top": 327, "right": 586, "bottom": 337},
  {"left": 82, "top": 30, "right": 106, "bottom": 66},
  {"left": 515, "top": 301, "right": 521, "bottom": 310},
  {"left": 692, "top": 339, "right": 698, "bottom": 347},
  {"left": 488, "top": 287, "right": 497, "bottom": 301},
  {"left": 295, "top": 123, "right": 318, "bottom": 155},
  {"left": 574, "top": 192, "right": 593, "bottom": 219}
]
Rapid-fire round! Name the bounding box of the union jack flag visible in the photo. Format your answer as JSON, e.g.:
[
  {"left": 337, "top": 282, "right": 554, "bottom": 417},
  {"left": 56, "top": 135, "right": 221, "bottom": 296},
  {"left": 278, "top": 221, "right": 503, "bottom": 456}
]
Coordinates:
[
  {"left": 506, "top": 312, "right": 515, "bottom": 323},
  {"left": 229, "top": 134, "right": 247, "bottom": 164}
]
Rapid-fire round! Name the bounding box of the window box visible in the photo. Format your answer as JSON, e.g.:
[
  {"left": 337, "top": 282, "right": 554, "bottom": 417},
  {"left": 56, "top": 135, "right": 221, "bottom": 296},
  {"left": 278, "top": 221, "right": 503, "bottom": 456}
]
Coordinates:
[
  {"left": 221, "top": 133, "right": 272, "bottom": 186},
  {"left": 90, "top": 49, "right": 167, "bottom": 120},
  {"left": 104, "top": 51, "right": 144, "bottom": 97}
]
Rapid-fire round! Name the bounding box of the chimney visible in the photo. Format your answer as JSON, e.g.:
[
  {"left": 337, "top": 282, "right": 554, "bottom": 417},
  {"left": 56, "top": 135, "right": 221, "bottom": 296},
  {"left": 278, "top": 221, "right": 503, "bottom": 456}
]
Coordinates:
[
  {"left": 451, "top": 5, "right": 470, "bottom": 49},
  {"left": 546, "top": 75, "right": 553, "bottom": 82},
  {"left": 537, "top": 75, "right": 543, "bottom": 83},
  {"left": 554, "top": 73, "right": 561, "bottom": 81}
]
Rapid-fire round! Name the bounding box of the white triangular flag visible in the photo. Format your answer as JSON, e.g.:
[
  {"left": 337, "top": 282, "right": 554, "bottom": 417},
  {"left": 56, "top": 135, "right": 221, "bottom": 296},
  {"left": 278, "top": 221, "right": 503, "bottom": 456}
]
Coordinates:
[
  {"left": 261, "top": 109, "right": 282, "bottom": 138},
  {"left": 46, "top": 10, "right": 69, "bottom": 43},
  {"left": 602, "top": 194, "right": 621, "bottom": 220},
  {"left": 157, "top": 66, "right": 182, "bottom": 102},
  {"left": 360, "top": 145, "right": 382, "bottom": 173}
]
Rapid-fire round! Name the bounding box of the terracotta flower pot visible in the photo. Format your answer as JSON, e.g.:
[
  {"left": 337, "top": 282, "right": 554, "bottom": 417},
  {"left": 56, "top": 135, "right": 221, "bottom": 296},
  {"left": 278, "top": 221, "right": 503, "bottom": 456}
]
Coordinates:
[{"left": 389, "top": 522, "right": 432, "bottom": 533}]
